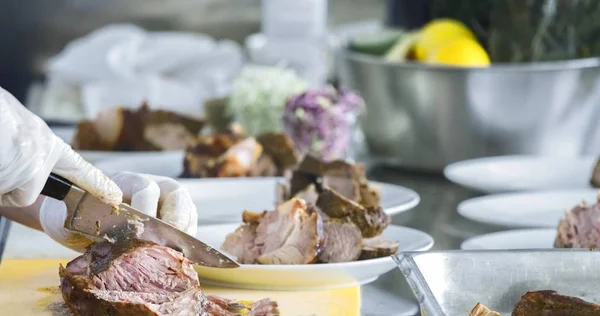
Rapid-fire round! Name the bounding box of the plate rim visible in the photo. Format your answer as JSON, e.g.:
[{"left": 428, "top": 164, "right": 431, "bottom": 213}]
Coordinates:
[
  {"left": 460, "top": 228, "right": 557, "bottom": 250},
  {"left": 196, "top": 223, "right": 434, "bottom": 270},
  {"left": 457, "top": 188, "right": 598, "bottom": 228},
  {"left": 444, "top": 155, "right": 596, "bottom": 193}
]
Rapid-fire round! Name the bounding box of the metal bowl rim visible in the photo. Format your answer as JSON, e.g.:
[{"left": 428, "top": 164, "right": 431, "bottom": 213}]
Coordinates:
[{"left": 340, "top": 47, "right": 600, "bottom": 72}]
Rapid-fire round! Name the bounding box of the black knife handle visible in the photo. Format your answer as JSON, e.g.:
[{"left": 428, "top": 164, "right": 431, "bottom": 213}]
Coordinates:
[{"left": 41, "top": 173, "right": 73, "bottom": 201}]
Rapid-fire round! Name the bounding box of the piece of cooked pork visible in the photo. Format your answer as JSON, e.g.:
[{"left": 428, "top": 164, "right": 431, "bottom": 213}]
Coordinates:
[
  {"left": 512, "top": 290, "right": 600, "bottom": 315},
  {"left": 318, "top": 219, "right": 363, "bottom": 263},
  {"left": 555, "top": 199, "right": 600, "bottom": 248},
  {"left": 222, "top": 198, "right": 324, "bottom": 265},
  {"left": 73, "top": 102, "right": 204, "bottom": 152},
  {"left": 469, "top": 303, "right": 501, "bottom": 316},
  {"left": 359, "top": 235, "right": 399, "bottom": 260},
  {"left": 60, "top": 240, "right": 278, "bottom": 316},
  {"left": 316, "top": 189, "right": 390, "bottom": 238}
]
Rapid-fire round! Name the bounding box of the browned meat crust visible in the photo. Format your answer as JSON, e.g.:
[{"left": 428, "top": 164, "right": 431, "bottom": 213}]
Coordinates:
[{"left": 512, "top": 290, "right": 600, "bottom": 315}]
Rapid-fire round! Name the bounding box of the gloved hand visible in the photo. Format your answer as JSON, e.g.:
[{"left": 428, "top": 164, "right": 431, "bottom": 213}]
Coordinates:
[
  {"left": 0, "top": 86, "right": 122, "bottom": 207},
  {"left": 40, "top": 172, "right": 198, "bottom": 252}
]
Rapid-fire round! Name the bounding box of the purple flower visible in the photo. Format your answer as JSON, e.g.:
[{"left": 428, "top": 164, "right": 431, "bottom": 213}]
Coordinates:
[{"left": 283, "top": 86, "right": 365, "bottom": 161}]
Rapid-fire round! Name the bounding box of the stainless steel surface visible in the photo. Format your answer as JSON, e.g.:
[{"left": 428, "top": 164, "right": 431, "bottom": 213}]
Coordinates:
[
  {"left": 62, "top": 185, "right": 239, "bottom": 268},
  {"left": 337, "top": 49, "right": 600, "bottom": 171},
  {"left": 395, "top": 250, "right": 600, "bottom": 316}
]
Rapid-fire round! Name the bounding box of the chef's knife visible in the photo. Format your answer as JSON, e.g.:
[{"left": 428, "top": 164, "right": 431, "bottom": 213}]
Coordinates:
[{"left": 41, "top": 173, "right": 239, "bottom": 268}]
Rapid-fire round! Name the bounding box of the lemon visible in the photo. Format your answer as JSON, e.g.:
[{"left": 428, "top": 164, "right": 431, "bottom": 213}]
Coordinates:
[
  {"left": 426, "top": 37, "right": 490, "bottom": 67},
  {"left": 414, "top": 19, "right": 475, "bottom": 61}
]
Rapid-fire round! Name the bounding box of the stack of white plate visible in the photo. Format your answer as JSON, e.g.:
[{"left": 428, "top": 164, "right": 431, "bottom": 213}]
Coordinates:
[{"left": 444, "top": 155, "right": 598, "bottom": 250}]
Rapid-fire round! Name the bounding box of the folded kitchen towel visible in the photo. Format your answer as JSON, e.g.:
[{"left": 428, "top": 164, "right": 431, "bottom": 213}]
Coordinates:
[{"left": 37, "top": 24, "right": 244, "bottom": 121}]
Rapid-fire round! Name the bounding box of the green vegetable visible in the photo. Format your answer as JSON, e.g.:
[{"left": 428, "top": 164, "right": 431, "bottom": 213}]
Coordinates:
[{"left": 349, "top": 29, "right": 405, "bottom": 56}]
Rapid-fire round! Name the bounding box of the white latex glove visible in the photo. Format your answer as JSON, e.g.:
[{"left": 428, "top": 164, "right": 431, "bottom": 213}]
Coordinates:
[
  {"left": 40, "top": 172, "right": 198, "bottom": 252},
  {"left": 0, "top": 86, "right": 122, "bottom": 207}
]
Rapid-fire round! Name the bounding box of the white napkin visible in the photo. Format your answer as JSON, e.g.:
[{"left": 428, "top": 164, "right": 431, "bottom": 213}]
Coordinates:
[{"left": 40, "top": 24, "right": 244, "bottom": 120}]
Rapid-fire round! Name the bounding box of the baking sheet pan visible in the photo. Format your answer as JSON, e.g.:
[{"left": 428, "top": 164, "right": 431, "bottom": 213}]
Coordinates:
[{"left": 394, "top": 250, "right": 600, "bottom": 316}]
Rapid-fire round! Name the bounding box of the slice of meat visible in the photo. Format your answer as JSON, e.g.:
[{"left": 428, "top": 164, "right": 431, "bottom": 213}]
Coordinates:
[
  {"left": 317, "top": 188, "right": 390, "bottom": 238},
  {"left": 72, "top": 121, "right": 113, "bottom": 151},
  {"left": 359, "top": 235, "right": 399, "bottom": 260},
  {"left": 60, "top": 240, "right": 278, "bottom": 316},
  {"left": 554, "top": 199, "right": 600, "bottom": 248},
  {"left": 358, "top": 181, "right": 381, "bottom": 208},
  {"left": 469, "top": 303, "right": 501, "bottom": 316},
  {"left": 223, "top": 198, "right": 324, "bottom": 265},
  {"left": 216, "top": 138, "right": 263, "bottom": 177},
  {"left": 318, "top": 219, "right": 363, "bottom": 263},
  {"left": 257, "top": 133, "right": 301, "bottom": 173},
  {"left": 255, "top": 199, "right": 323, "bottom": 265},
  {"left": 288, "top": 170, "right": 319, "bottom": 198},
  {"left": 221, "top": 223, "right": 260, "bottom": 264},
  {"left": 512, "top": 290, "right": 600, "bottom": 315},
  {"left": 180, "top": 133, "right": 244, "bottom": 178}
]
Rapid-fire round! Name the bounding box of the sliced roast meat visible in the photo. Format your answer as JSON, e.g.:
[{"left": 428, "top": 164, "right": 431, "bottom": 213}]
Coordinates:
[
  {"left": 216, "top": 138, "right": 263, "bottom": 177},
  {"left": 72, "top": 121, "right": 113, "bottom": 151},
  {"left": 358, "top": 181, "right": 381, "bottom": 208},
  {"left": 318, "top": 219, "right": 363, "bottom": 263},
  {"left": 257, "top": 133, "right": 301, "bottom": 174},
  {"left": 288, "top": 170, "right": 319, "bottom": 198},
  {"left": 359, "top": 235, "right": 399, "bottom": 260},
  {"left": 555, "top": 199, "right": 600, "bottom": 248},
  {"left": 512, "top": 290, "right": 600, "bottom": 315},
  {"left": 469, "top": 303, "right": 501, "bottom": 316},
  {"left": 60, "top": 240, "right": 278, "bottom": 316},
  {"left": 74, "top": 102, "right": 204, "bottom": 152},
  {"left": 317, "top": 188, "right": 390, "bottom": 238},
  {"left": 250, "top": 154, "right": 279, "bottom": 177},
  {"left": 222, "top": 198, "right": 324, "bottom": 265},
  {"left": 221, "top": 223, "right": 260, "bottom": 264},
  {"left": 255, "top": 199, "right": 323, "bottom": 264}
]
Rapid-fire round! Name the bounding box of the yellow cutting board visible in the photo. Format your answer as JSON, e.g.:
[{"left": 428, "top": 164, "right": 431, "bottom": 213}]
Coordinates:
[{"left": 0, "top": 259, "right": 360, "bottom": 316}]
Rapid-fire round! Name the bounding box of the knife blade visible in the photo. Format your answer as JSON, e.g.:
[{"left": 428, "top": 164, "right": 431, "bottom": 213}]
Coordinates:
[{"left": 42, "top": 173, "right": 239, "bottom": 268}]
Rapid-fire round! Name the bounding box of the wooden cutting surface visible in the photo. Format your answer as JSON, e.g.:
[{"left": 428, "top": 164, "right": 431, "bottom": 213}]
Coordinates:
[{"left": 0, "top": 259, "right": 360, "bottom": 316}]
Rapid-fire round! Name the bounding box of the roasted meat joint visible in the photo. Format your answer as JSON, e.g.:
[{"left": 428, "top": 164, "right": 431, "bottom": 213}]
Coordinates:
[
  {"left": 60, "top": 240, "right": 279, "bottom": 316},
  {"left": 470, "top": 291, "right": 600, "bottom": 316}
]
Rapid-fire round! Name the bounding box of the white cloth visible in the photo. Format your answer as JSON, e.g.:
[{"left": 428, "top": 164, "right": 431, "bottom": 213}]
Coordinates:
[
  {"left": 40, "top": 172, "right": 198, "bottom": 253},
  {"left": 0, "top": 86, "right": 122, "bottom": 207},
  {"left": 39, "top": 24, "right": 244, "bottom": 121}
]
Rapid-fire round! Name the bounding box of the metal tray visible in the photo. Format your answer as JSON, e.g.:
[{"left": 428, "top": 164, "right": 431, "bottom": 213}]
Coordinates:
[{"left": 394, "top": 250, "right": 600, "bottom": 316}]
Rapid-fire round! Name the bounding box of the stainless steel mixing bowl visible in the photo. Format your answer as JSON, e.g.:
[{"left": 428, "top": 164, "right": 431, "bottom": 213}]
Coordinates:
[{"left": 337, "top": 49, "right": 600, "bottom": 171}]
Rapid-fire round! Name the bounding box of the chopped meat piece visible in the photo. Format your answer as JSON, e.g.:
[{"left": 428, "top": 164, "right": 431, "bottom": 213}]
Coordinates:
[
  {"left": 591, "top": 158, "right": 600, "bottom": 188},
  {"left": 318, "top": 220, "right": 363, "bottom": 263},
  {"left": 60, "top": 240, "right": 278, "bottom": 316},
  {"left": 221, "top": 223, "right": 260, "bottom": 264},
  {"left": 358, "top": 182, "right": 381, "bottom": 208},
  {"left": 216, "top": 138, "right": 263, "bottom": 177},
  {"left": 73, "top": 102, "right": 204, "bottom": 152},
  {"left": 359, "top": 235, "right": 399, "bottom": 260},
  {"left": 72, "top": 121, "right": 113, "bottom": 151},
  {"left": 289, "top": 170, "right": 319, "bottom": 198},
  {"left": 317, "top": 188, "right": 390, "bottom": 238},
  {"left": 255, "top": 199, "right": 323, "bottom": 265},
  {"left": 257, "top": 133, "right": 301, "bottom": 173},
  {"left": 512, "top": 290, "right": 600, "bottom": 315},
  {"left": 469, "top": 303, "right": 501, "bottom": 316},
  {"left": 181, "top": 133, "right": 251, "bottom": 178},
  {"left": 222, "top": 198, "right": 324, "bottom": 265},
  {"left": 554, "top": 198, "right": 600, "bottom": 248},
  {"left": 322, "top": 174, "right": 360, "bottom": 202}
]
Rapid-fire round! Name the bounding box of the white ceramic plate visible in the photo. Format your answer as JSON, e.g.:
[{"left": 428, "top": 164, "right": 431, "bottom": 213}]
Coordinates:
[
  {"left": 461, "top": 228, "right": 556, "bottom": 250},
  {"left": 458, "top": 189, "right": 598, "bottom": 228},
  {"left": 51, "top": 126, "right": 182, "bottom": 164},
  {"left": 194, "top": 223, "right": 434, "bottom": 290},
  {"left": 444, "top": 155, "right": 596, "bottom": 193},
  {"left": 95, "top": 153, "right": 421, "bottom": 222}
]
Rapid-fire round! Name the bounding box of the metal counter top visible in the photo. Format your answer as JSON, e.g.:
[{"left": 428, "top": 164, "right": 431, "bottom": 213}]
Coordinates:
[{"left": 361, "top": 166, "right": 506, "bottom": 316}]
